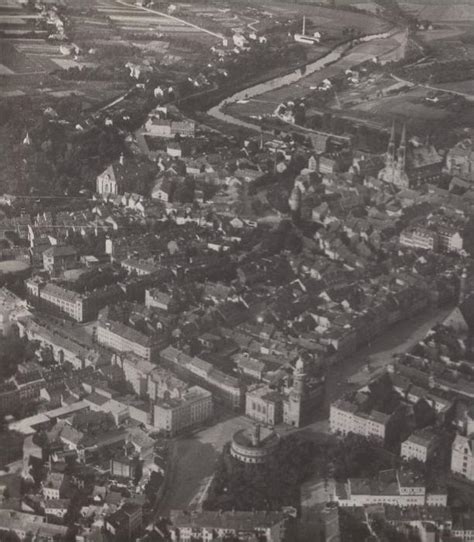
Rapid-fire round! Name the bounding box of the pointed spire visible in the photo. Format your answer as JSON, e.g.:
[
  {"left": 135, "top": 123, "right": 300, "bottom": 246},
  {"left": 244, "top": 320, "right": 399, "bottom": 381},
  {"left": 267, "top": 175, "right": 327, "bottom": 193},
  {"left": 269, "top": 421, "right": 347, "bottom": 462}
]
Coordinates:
[
  {"left": 386, "top": 121, "right": 396, "bottom": 166},
  {"left": 22, "top": 132, "right": 31, "bottom": 146},
  {"left": 397, "top": 124, "right": 407, "bottom": 171},
  {"left": 400, "top": 123, "right": 407, "bottom": 148}
]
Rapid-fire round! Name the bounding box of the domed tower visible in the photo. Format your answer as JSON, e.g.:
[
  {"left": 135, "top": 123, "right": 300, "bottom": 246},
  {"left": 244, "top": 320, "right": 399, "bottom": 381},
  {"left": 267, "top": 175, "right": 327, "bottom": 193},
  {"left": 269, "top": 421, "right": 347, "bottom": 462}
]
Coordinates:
[
  {"left": 284, "top": 356, "right": 308, "bottom": 427},
  {"left": 293, "top": 355, "right": 307, "bottom": 398}
]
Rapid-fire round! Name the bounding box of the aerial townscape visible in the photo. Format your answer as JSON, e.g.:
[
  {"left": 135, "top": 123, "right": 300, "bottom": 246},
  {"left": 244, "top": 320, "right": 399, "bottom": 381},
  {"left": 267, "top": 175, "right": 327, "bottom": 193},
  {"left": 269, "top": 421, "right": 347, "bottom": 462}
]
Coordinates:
[{"left": 1, "top": 0, "right": 474, "bottom": 540}]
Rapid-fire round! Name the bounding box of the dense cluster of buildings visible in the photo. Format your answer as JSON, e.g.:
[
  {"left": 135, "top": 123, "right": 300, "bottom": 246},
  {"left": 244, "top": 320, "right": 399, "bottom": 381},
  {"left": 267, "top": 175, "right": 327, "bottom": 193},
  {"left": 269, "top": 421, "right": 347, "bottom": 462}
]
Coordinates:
[{"left": 2, "top": 1, "right": 474, "bottom": 533}]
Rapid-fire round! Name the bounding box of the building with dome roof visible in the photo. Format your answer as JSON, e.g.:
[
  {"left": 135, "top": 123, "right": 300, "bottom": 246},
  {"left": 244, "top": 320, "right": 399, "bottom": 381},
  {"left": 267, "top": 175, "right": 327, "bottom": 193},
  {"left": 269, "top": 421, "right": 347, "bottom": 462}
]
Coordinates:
[{"left": 230, "top": 424, "right": 280, "bottom": 464}]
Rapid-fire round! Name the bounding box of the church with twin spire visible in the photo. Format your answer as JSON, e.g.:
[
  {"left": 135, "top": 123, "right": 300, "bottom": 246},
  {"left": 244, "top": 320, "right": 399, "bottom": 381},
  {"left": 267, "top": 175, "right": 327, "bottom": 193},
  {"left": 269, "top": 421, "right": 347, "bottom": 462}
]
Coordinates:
[{"left": 378, "top": 123, "right": 444, "bottom": 189}]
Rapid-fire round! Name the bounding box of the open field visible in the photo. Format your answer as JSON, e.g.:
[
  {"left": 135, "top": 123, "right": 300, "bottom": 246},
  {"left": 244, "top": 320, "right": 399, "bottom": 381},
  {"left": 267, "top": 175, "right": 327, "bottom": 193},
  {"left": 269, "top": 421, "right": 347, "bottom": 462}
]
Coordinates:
[
  {"left": 436, "top": 80, "right": 474, "bottom": 95},
  {"left": 404, "top": 3, "right": 474, "bottom": 21},
  {"left": 226, "top": 33, "right": 405, "bottom": 119},
  {"left": 350, "top": 88, "right": 451, "bottom": 120}
]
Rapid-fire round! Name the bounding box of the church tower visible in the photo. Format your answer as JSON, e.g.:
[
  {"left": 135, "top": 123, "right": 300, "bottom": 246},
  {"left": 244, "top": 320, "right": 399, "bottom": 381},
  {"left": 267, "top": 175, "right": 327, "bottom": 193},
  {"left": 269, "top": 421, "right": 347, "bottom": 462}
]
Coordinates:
[
  {"left": 397, "top": 124, "right": 407, "bottom": 172},
  {"left": 386, "top": 121, "right": 396, "bottom": 168}
]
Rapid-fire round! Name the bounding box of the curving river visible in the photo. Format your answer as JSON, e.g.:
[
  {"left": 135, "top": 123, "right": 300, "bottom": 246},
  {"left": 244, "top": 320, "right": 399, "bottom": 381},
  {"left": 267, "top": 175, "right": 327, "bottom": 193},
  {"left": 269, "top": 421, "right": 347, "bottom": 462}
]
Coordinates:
[{"left": 207, "top": 30, "right": 398, "bottom": 131}]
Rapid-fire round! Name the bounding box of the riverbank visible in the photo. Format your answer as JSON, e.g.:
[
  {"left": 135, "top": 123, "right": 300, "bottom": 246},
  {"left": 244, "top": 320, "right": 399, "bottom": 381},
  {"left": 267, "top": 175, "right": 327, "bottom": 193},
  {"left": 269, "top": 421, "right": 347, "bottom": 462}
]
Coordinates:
[{"left": 207, "top": 29, "right": 404, "bottom": 132}]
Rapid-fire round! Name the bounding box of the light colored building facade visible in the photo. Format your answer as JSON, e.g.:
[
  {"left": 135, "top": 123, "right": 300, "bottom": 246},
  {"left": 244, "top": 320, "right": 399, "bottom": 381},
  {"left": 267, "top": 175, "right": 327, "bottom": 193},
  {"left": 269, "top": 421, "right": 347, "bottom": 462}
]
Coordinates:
[
  {"left": 245, "top": 385, "right": 283, "bottom": 426},
  {"left": 399, "top": 228, "right": 438, "bottom": 251},
  {"left": 97, "top": 319, "right": 159, "bottom": 361},
  {"left": 401, "top": 429, "right": 438, "bottom": 463},
  {"left": 329, "top": 400, "right": 389, "bottom": 441},
  {"left": 451, "top": 434, "right": 474, "bottom": 481},
  {"left": 152, "top": 385, "right": 213, "bottom": 436},
  {"left": 336, "top": 470, "right": 446, "bottom": 508},
  {"left": 169, "top": 510, "right": 290, "bottom": 542}
]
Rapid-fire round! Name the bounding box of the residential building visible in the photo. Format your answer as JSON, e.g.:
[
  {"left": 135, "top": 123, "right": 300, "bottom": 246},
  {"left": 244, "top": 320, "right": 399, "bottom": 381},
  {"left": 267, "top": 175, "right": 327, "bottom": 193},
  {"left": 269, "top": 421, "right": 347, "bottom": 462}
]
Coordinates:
[
  {"left": 446, "top": 137, "right": 474, "bottom": 181},
  {"left": 451, "top": 433, "right": 474, "bottom": 481},
  {"left": 97, "top": 317, "right": 161, "bottom": 361},
  {"left": 145, "top": 288, "right": 175, "bottom": 311},
  {"left": 147, "top": 366, "right": 189, "bottom": 402},
  {"left": 336, "top": 469, "right": 446, "bottom": 507},
  {"left": 121, "top": 258, "right": 160, "bottom": 276},
  {"left": 401, "top": 428, "right": 439, "bottom": 463},
  {"left": 452, "top": 511, "right": 474, "bottom": 542},
  {"left": 44, "top": 499, "right": 70, "bottom": 520},
  {"left": 110, "top": 455, "right": 140, "bottom": 481},
  {"left": 43, "top": 472, "right": 67, "bottom": 500},
  {"left": 438, "top": 226, "right": 463, "bottom": 253},
  {"left": 329, "top": 399, "right": 390, "bottom": 441},
  {"left": 17, "top": 317, "right": 100, "bottom": 370},
  {"left": 152, "top": 385, "right": 213, "bottom": 436},
  {"left": 0, "top": 287, "right": 30, "bottom": 336},
  {"left": 145, "top": 118, "right": 195, "bottom": 138},
  {"left": 113, "top": 353, "right": 155, "bottom": 397},
  {"left": 169, "top": 509, "right": 292, "bottom": 542},
  {"left": 105, "top": 502, "right": 143, "bottom": 541},
  {"left": 0, "top": 510, "right": 68, "bottom": 541},
  {"left": 42, "top": 245, "right": 77, "bottom": 274},
  {"left": 399, "top": 227, "right": 439, "bottom": 251},
  {"left": 26, "top": 281, "right": 121, "bottom": 323}
]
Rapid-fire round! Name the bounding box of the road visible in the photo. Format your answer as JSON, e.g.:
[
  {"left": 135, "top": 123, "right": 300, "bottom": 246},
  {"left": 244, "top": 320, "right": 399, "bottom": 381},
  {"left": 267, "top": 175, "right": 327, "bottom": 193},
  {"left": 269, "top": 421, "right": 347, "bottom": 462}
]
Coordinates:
[
  {"left": 391, "top": 73, "right": 474, "bottom": 100},
  {"left": 156, "top": 304, "right": 453, "bottom": 513},
  {"left": 156, "top": 414, "right": 254, "bottom": 516},
  {"left": 324, "top": 304, "right": 454, "bottom": 406}
]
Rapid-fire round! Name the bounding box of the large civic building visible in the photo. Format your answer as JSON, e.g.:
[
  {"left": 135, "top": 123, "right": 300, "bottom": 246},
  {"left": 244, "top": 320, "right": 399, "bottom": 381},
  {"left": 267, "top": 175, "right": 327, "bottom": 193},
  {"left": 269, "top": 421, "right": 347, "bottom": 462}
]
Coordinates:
[
  {"left": 230, "top": 424, "right": 280, "bottom": 464},
  {"left": 245, "top": 355, "right": 325, "bottom": 428}
]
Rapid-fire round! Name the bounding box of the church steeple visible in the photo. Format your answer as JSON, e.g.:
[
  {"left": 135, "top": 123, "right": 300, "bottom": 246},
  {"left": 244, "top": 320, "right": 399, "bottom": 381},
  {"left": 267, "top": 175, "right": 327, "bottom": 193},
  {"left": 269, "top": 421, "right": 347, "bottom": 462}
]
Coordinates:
[
  {"left": 386, "top": 121, "right": 396, "bottom": 166},
  {"left": 397, "top": 124, "right": 407, "bottom": 171}
]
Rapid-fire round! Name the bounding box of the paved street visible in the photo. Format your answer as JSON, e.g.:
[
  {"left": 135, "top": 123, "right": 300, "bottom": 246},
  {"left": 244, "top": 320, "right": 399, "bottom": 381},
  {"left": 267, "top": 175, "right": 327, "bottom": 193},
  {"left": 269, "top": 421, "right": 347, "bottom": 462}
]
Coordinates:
[
  {"left": 324, "top": 304, "right": 454, "bottom": 407},
  {"left": 156, "top": 304, "right": 453, "bottom": 513},
  {"left": 156, "top": 415, "right": 254, "bottom": 515}
]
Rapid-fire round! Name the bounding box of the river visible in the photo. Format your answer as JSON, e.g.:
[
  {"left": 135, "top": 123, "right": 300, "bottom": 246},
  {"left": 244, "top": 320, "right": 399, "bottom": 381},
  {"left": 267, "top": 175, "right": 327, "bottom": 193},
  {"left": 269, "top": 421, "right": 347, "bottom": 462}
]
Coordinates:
[{"left": 207, "top": 30, "right": 398, "bottom": 131}]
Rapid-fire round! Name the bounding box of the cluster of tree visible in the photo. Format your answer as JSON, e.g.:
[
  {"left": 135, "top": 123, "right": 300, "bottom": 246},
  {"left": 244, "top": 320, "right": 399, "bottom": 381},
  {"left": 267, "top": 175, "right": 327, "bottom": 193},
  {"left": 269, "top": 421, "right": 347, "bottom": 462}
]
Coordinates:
[
  {"left": 71, "top": 411, "right": 116, "bottom": 437},
  {"left": 372, "top": 517, "right": 421, "bottom": 542},
  {"left": 312, "top": 433, "right": 399, "bottom": 481},
  {"left": 205, "top": 435, "right": 315, "bottom": 511},
  {"left": 0, "top": 335, "right": 37, "bottom": 381},
  {"left": 63, "top": 265, "right": 127, "bottom": 294}
]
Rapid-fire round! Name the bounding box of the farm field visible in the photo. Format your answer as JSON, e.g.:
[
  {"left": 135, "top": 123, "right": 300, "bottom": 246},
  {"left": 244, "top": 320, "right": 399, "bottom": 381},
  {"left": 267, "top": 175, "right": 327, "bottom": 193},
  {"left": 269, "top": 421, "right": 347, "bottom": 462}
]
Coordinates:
[
  {"left": 405, "top": 3, "right": 474, "bottom": 21},
  {"left": 250, "top": 2, "right": 390, "bottom": 33},
  {"left": 436, "top": 80, "right": 474, "bottom": 95},
  {"left": 349, "top": 88, "right": 451, "bottom": 120}
]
